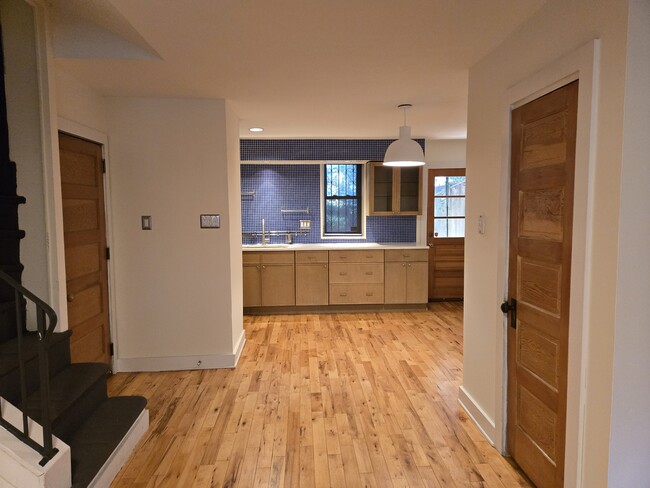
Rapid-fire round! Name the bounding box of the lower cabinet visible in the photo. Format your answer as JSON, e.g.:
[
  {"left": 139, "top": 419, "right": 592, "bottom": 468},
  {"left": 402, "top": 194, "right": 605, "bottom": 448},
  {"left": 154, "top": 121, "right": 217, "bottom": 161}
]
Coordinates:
[
  {"left": 243, "top": 251, "right": 295, "bottom": 307},
  {"left": 384, "top": 250, "right": 428, "bottom": 304},
  {"left": 243, "top": 248, "right": 427, "bottom": 308},
  {"left": 295, "top": 251, "right": 329, "bottom": 305}
]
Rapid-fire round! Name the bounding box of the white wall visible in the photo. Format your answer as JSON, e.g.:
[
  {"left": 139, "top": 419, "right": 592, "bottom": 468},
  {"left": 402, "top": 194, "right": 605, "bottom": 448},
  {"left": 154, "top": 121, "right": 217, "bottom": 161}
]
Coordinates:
[
  {"left": 106, "top": 97, "right": 244, "bottom": 370},
  {"left": 1, "top": 0, "right": 49, "bottom": 323},
  {"left": 608, "top": 1, "right": 650, "bottom": 485},
  {"left": 463, "top": 0, "right": 629, "bottom": 486},
  {"left": 424, "top": 139, "right": 466, "bottom": 169},
  {"left": 56, "top": 69, "right": 108, "bottom": 134}
]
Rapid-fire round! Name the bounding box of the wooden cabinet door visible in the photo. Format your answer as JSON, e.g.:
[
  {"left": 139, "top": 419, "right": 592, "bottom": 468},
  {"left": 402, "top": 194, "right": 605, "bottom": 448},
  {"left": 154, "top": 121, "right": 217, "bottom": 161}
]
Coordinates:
[
  {"left": 406, "top": 262, "right": 428, "bottom": 304},
  {"left": 296, "top": 264, "right": 328, "bottom": 306},
  {"left": 369, "top": 162, "right": 394, "bottom": 214},
  {"left": 384, "top": 262, "right": 407, "bottom": 304},
  {"left": 261, "top": 265, "right": 295, "bottom": 306},
  {"left": 243, "top": 265, "right": 261, "bottom": 307}
]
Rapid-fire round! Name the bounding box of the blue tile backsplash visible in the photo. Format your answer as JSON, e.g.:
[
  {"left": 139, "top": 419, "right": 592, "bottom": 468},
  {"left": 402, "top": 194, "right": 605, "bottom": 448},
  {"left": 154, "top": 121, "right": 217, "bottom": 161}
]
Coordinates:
[
  {"left": 241, "top": 138, "right": 425, "bottom": 161},
  {"left": 241, "top": 164, "right": 416, "bottom": 244}
]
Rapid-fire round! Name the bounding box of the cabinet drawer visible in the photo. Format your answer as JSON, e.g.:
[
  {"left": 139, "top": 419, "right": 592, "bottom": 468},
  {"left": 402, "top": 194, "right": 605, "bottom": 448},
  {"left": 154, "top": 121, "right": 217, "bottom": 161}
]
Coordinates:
[
  {"left": 295, "top": 251, "right": 328, "bottom": 264},
  {"left": 329, "top": 263, "right": 384, "bottom": 284},
  {"left": 261, "top": 251, "right": 295, "bottom": 265},
  {"left": 329, "top": 250, "right": 384, "bottom": 263},
  {"left": 243, "top": 252, "right": 261, "bottom": 265},
  {"left": 329, "top": 284, "right": 384, "bottom": 304},
  {"left": 385, "top": 249, "right": 428, "bottom": 262}
]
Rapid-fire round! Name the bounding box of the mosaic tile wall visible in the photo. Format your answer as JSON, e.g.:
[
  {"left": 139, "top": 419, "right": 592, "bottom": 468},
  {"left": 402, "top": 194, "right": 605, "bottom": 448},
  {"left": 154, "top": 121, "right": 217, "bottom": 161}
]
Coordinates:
[
  {"left": 241, "top": 164, "right": 416, "bottom": 244},
  {"left": 241, "top": 138, "right": 425, "bottom": 161}
]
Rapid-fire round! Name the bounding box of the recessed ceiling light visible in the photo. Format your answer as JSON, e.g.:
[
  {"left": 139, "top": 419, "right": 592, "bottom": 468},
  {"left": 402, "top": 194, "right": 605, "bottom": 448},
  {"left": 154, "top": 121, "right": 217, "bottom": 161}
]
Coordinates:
[{"left": 249, "top": 127, "right": 264, "bottom": 133}]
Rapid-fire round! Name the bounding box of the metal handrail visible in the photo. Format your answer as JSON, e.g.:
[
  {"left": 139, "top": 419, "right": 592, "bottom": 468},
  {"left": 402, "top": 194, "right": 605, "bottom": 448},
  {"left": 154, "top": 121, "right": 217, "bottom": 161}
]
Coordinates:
[{"left": 0, "top": 268, "right": 58, "bottom": 466}]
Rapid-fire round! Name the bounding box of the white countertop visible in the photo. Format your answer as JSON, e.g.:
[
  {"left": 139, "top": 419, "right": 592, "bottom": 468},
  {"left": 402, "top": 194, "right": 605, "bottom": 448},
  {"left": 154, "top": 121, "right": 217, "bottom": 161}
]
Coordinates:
[{"left": 242, "top": 242, "right": 428, "bottom": 251}]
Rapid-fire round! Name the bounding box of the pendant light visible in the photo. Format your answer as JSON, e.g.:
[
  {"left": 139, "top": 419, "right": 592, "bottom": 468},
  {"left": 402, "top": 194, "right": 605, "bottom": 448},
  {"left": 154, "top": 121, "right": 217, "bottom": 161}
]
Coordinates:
[{"left": 383, "top": 104, "right": 425, "bottom": 167}]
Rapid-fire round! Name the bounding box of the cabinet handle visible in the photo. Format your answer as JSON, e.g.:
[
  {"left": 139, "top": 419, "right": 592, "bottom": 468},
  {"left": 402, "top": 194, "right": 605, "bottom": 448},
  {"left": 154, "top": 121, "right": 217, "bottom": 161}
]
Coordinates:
[
  {"left": 256, "top": 265, "right": 261, "bottom": 269},
  {"left": 324, "top": 265, "right": 327, "bottom": 268},
  {"left": 340, "top": 256, "right": 348, "bottom": 259},
  {"left": 365, "top": 271, "right": 373, "bottom": 275},
  {"left": 340, "top": 293, "right": 347, "bottom": 297},
  {"left": 262, "top": 265, "right": 266, "bottom": 269},
  {"left": 402, "top": 263, "right": 406, "bottom": 267},
  {"left": 340, "top": 272, "right": 347, "bottom": 276},
  {"left": 408, "top": 264, "right": 411, "bottom": 267},
  {"left": 366, "top": 292, "right": 373, "bottom": 296},
  {"left": 403, "top": 254, "right": 411, "bottom": 258}
]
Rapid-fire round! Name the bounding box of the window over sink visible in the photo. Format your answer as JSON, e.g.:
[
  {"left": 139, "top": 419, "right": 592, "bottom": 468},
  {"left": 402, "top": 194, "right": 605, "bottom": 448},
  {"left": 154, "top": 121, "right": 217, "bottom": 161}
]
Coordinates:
[{"left": 322, "top": 163, "right": 364, "bottom": 237}]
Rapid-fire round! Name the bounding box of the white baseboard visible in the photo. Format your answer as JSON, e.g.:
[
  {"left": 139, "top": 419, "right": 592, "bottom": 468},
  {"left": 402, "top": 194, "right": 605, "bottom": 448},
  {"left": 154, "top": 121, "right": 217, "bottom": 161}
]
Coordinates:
[
  {"left": 88, "top": 409, "right": 149, "bottom": 488},
  {"left": 115, "top": 332, "right": 247, "bottom": 372},
  {"left": 458, "top": 385, "right": 496, "bottom": 445}
]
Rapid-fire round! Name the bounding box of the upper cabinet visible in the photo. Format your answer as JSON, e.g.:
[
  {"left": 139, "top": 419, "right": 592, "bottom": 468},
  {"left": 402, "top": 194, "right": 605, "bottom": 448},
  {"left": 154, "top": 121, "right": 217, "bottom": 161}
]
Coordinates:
[{"left": 368, "top": 162, "right": 422, "bottom": 215}]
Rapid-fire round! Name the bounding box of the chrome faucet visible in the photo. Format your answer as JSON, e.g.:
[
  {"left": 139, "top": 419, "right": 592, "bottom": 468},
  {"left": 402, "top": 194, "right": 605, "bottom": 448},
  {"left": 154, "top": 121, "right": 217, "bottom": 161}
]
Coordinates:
[{"left": 261, "top": 218, "right": 269, "bottom": 245}]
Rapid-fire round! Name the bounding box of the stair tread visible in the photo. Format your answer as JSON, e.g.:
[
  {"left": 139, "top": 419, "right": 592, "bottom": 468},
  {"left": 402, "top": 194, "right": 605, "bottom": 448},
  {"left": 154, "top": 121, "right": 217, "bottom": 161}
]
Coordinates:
[
  {"left": 69, "top": 396, "right": 147, "bottom": 488},
  {"left": 0, "top": 331, "right": 72, "bottom": 376},
  {"left": 25, "top": 362, "right": 108, "bottom": 424}
]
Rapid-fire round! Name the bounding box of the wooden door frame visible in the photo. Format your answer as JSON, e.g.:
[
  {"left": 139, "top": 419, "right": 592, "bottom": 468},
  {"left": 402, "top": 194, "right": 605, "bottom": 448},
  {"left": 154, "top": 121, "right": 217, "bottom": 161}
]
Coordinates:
[
  {"left": 493, "top": 41, "right": 599, "bottom": 488},
  {"left": 57, "top": 118, "right": 117, "bottom": 369}
]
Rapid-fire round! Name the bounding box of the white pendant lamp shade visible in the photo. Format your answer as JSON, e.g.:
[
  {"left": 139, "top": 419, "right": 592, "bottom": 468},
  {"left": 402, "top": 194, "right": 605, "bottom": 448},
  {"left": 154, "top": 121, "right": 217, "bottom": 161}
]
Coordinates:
[
  {"left": 383, "top": 126, "right": 425, "bottom": 167},
  {"left": 383, "top": 104, "right": 425, "bottom": 166}
]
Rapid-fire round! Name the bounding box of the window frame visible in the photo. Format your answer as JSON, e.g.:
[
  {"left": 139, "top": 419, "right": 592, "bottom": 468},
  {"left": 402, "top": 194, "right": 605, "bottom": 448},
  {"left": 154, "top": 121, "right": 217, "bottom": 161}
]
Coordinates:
[
  {"left": 428, "top": 168, "right": 466, "bottom": 239},
  {"left": 320, "top": 162, "right": 366, "bottom": 239}
]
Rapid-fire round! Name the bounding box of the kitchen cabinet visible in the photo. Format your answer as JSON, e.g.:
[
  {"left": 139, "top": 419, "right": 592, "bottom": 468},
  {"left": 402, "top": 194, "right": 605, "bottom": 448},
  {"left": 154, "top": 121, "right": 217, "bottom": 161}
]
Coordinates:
[
  {"left": 296, "top": 251, "right": 329, "bottom": 306},
  {"left": 368, "top": 162, "right": 422, "bottom": 215},
  {"left": 243, "top": 251, "right": 295, "bottom": 307},
  {"left": 384, "top": 249, "right": 428, "bottom": 304},
  {"left": 329, "top": 250, "right": 384, "bottom": 304}
]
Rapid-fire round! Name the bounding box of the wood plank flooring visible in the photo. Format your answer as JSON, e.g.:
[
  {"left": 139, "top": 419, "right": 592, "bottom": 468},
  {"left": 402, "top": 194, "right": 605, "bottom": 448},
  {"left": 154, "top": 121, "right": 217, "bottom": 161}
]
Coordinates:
[{"left": 108, "top": 303, "right": 531, "bottom": 487}]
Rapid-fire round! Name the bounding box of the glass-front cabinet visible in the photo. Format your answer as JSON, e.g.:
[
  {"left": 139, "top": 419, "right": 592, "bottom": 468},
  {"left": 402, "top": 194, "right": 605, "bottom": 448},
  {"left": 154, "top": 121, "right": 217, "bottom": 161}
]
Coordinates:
[{"left": 368, "top": 162, "right": 422, "bottom": 215}]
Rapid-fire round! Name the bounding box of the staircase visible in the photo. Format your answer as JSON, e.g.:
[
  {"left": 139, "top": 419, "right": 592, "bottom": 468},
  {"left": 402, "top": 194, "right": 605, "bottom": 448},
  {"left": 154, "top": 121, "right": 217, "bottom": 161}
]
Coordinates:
[
  {"left": 0, "top": 53, "right": 147, "bottom": 488},
  {"left": 0, "top": 169, "right": 147, "bottom": 488}
]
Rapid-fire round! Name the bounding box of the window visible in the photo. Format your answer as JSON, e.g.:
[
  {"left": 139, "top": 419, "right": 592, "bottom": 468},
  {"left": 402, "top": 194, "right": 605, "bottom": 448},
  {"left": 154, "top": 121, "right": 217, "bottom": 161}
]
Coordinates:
[
  {"left": 433, "top": 174, "right": 466, "bottom": 237},
  {"left": 323, "top": 164, "right": 363, "bottom": 235}
]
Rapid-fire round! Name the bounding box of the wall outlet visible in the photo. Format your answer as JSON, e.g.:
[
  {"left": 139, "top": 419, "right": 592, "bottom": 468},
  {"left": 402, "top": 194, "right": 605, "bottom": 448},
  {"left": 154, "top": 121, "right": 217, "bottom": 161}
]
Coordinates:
[{"left": 299, "top": 220, "right": 311, "bottom": 229}]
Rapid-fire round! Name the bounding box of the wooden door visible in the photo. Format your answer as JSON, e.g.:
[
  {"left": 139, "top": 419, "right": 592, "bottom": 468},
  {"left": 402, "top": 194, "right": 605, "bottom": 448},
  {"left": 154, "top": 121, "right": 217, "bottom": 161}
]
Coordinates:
[
  {"left": 59, "top": 133, "right": 111, "bottom": 364},
  {"left": 427, "top": 169, "right": 465, "bottom": 300},
  {"left": 506, "top": 80, "right": 578, "bottom": 488}
]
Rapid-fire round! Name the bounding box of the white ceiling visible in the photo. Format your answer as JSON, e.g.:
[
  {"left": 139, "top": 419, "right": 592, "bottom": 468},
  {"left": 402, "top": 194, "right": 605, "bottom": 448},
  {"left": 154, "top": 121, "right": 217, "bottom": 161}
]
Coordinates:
[{"left": 53, "top": 0, "right": 548, "bottom": 139}]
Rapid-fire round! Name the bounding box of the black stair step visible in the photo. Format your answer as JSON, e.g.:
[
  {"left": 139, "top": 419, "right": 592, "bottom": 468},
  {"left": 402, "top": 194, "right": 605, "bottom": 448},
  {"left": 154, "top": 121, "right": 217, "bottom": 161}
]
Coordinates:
[
  {"left": 0, "top": 195, "right": 26, "bottom": 229},
  {"left": 26, "top": 362, "right": 109, "bottom": 442},
  {"left": 0, "top": 229, "right": 25, "bottom": 266},
  {"left": 69, "top": 396, "right": 147, "bottom": 488},
  {"left": 0, "top": 331, "right": 72, "bottom": 404},
  {"left": 0, "top": 297, "right": 26, "bottom": 343},
  {"left": 0, "top": 264, "right": 24, "bottom": 302}
]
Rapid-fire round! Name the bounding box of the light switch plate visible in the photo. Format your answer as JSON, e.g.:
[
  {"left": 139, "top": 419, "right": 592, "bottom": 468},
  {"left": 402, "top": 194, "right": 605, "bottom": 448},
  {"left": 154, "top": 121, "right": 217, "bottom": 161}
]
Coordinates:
[
  {"left": 141, "top": 215, "right": 152, "bottom": 230},
  {"left": 299, "top": 220, "right": 311, "bottom": 229},
  {"left": 200, "top": 214, "right": 220, "bottom": 229}
]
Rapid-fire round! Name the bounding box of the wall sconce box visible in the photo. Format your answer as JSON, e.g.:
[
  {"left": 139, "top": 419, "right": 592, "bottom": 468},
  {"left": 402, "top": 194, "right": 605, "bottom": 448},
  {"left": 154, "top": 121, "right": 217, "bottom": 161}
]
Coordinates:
[
  {"left": 141, "top": 216, "right": 152, "bottom": 230},
  {"left": 200, "top": 214, "right": 221, "bottom": 229}
]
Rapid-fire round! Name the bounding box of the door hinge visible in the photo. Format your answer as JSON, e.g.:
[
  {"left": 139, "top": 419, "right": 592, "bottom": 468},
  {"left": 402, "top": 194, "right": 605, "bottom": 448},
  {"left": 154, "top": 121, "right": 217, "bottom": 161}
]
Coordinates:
[
  {"left": 106, "top": 247, "right": 110, "bottom": 260},
  {"left": 102, "top": 159, "right": 106, "bottom": 173},
  {"left": 109, "top": 342, "right": 114, "bottom": 356}
]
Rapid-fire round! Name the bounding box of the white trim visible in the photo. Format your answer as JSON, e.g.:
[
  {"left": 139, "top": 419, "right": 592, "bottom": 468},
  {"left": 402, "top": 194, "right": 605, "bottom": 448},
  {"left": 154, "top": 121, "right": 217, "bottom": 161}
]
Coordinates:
[
  {"left": 115, "top": 333, "right": 246, "bottom": 372},
  {"left": 320, "top": 163, "right": 367, "bottom": 240},
  {"left": 458, "top": 386, "right": 496, "bottom": 445},
  {"left": 241, "top": 160, "right": 367, "bottom": 165},
  {"left": 87, "top": 409, "right": 149, "bottom": 488},
  {"left": 494, "top": 40, "right": 600, "bottom": 488}
]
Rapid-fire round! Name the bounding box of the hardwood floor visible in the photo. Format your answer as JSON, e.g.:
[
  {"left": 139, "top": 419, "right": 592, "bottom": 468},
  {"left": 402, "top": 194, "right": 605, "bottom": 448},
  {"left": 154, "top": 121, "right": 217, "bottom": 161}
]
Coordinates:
[{"left": 108, "top": 303, "right": 531, "bottom": 487}]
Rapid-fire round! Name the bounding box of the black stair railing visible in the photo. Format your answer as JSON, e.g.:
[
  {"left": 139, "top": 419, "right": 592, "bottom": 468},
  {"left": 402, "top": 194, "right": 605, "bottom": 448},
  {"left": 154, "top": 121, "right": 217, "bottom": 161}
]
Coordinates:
[{"left": 0, "top": 269, "right": 58, "bottom": 466}]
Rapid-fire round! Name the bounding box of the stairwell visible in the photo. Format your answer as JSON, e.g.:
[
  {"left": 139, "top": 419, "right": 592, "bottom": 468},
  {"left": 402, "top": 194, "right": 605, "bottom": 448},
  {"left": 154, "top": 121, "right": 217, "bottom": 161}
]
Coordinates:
[{"left": 0, "top": 32, "right": 148, "bottom": 488}]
